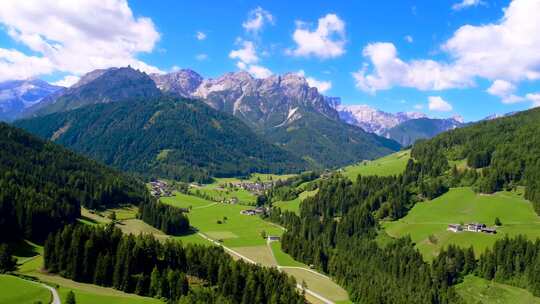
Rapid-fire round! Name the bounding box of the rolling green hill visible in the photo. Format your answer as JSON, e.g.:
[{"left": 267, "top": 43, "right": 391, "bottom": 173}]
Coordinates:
[
  {"left": 384, "top": 187, "right": 540, "bottom": 259},
  {"left": 341, "top": 150, "right": 410, "bottom": 180},
  {"left": 412, "top": 107, "right": 540, "bottom": 214},
  {"left": 15, "top": 96, "right": 308, "bottom": 183}
]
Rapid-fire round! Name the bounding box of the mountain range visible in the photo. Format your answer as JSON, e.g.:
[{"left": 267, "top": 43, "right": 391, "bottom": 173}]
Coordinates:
[
  {"left": 335, "top": 103, "right": 464, "bottom": 146},
  {"left": 6, "top": 66, "right": 475, "bottom": 178},
  {"left": 0, "top": 79, "right": 62, "bottom": 121}
]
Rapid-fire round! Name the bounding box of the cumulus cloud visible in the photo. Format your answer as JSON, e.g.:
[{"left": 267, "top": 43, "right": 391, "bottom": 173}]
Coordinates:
[
  {"left": 196, "top": 31, "right": 207, "bottom": 41},
  {"left": 428, "top": 96, "right": 453, "bottom": 112},
  {"left": 52, "top": 75, "right": 80, "bottom": 87},
  {"left": 242, "top": 7, "right": 274, "bottom": 34},
  {"left": 353, "top": 0, "right": 540, "bottom": 99},
  {"left": 526, "top": 93, "right": 540, "bottom": 108},
  {"left": 297, "top": 70, "right": 332, "bottom": 93},
  {"left": 452, "top": 0, "right": 486, "bottom": 11},
  {"left": 230, "top": 40, "right": 271, "bottom": 78},
  {"left": 486, "top": 80, "right": 525, "bottom": 104},
  {"left": 229, "top": 40, "right": 259, "bottom": 64},
  {"left": 352, "top": 42, "right": 471, "bottom": 93},
  {"left": 288, "top": 14, "right": 346, "bottom": 59},
  {"left": 0, "top": 0, "right": 161, "bottom": 81}
]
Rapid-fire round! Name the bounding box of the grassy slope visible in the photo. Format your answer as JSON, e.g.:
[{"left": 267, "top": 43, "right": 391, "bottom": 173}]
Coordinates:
[
  {"left": 274, "top": 189, "right": 319, "bottom": 215},
  {"left": 13, "top": 242, "right": 163, "bottom": 304},
  {"left": 341, "top": 150, "right": 410, "bottom": 181},
  {"left": 384, "top": 187, "right": 540, "bottom": 259},
  {"left": 0, "top": 274, "right": 51, "bottom": 304},
  {"left": 161, "top": 192, "right": 282, "bottom": 247},
  {"left": 456, "top": 275, "right": 540, "bottom": 304}
]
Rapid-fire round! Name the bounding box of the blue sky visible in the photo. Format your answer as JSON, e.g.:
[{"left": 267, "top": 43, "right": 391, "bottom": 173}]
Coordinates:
[{"left": 1, "top": 0, "right": 539, "bottom": 121}]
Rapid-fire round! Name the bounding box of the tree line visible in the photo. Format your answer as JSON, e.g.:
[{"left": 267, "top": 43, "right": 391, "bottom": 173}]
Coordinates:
[
  {"left": 138, "top": 201, "right": 190, "bottom": 235},
  {"left": 44, "top": 224, "right": 304, "bottom": 304},
  {"left": 412, "top": 107, "right": 540, "bottom": 214}
]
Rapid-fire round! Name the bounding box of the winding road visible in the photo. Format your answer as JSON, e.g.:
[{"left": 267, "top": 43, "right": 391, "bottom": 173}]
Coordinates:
[
  {"left": 41, "top": 283, "right": 61, "bottom": 304},
  {"left": 197, "top": 232, "right": 335, "bottom": 304}
]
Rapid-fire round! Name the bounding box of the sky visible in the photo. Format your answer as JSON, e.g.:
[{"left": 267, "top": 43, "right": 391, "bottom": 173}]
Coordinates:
[{"left": 1, "top": 0, "right": 540, "bottom": 122}]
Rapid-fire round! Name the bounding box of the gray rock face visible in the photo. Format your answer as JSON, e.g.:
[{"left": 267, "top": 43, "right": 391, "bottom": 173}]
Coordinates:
[
  {"left": 0, "top": 79, "right": 62, "bottom": 121},
  {"left": 335, "top": 104, "right": 426, "bottom": 135},
  {"left": 151, "top": 70, "right": 339, "bottom": 129}
]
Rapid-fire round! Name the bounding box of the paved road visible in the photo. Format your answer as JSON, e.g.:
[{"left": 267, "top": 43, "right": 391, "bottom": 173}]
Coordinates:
[
  {"left": 198, "top": 232, "right": 334, "bottom": 304},
  {"left": 41, "top": 283, "right": 61, "bottom": 304}
]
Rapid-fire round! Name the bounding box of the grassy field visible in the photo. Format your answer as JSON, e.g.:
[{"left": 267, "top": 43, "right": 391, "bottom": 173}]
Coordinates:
[
  {"left": 12, "top": 240, "right": 164, "bottom": 304},
  {"left": 162, "top": 192, "right": 282, "bottom": 247},
  {"left": 281, "top": 268, "right": 349, "bottom": 303},
  {"left": 270, "top": 241, "right": 306, "bottom": 267},
  {"left": 274, "top": 189, "right": 318, "bottom": 215},
  {"left": 0, "top": 274, "right": 51, "bottom": 304},
  {"left": 456, "top": 275, "right": 540, "bottom": 304},
  {"left": 384, "top": 187, "right": 540, "bottom": 259},
  {"left": 341, "top": 150, "right": 410, "bottom": 180}
]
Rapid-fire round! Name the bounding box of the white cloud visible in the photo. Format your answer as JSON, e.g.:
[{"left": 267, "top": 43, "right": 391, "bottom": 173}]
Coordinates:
[
  {"left": 353, "top": 0, "right": 540, "bottom": 99},
  {"left": 242, "top": 7, "right": 274, "bottom": 34},
  {"left": 296, "top": 70, "right": 332, "bottom": 93},
  {"left": 195, "top": 53, "right": 208, "bottom": 61},
  {"left": 0, "top": 0, "right": 162, "bottom": 81},
  {"left": 52, "top": 75, "right": 80, "bottom": 87},
  {"left": 288, "top": 14, "right": 346, "bottom": 59},
  {"left": 352, "top": 42, "right": 471, "bottom": 93},
  {"left": 414, "top": 104, "right": 424, "bottom": 110},
  {"left": 196, "top": 31, "right": 207, "bottom": 41},
  {"left": 230, "top": 40, "right": 271, "bottom": 78},
  {"left": 428, "top": 96, "right": 453, "bottom": 112},
  {"left": 229, "top": 40, "right": 259, "bottom": 64},
  {"left": 404, "top": 35, "right": 413, "bottom": 43},
  {"left": 452, "top": 0, "right": 485, "bottom": 11},
  {"left": 486, "top": 80, "right": 525, "bottom": 104},
  {"left": 245, "top": 64, "right": 272, "bottom": 78},
  {"left": 526, "top": 93, "right": 540, "bottom": 108}
]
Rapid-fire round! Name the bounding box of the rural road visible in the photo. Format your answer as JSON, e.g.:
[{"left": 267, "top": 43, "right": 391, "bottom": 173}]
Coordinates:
[
  {"left": 198, "top": 232, "right": 335, "bottom": 304},
  {"left": 41, "top": 283, "right": 61, "bottom": 304}
]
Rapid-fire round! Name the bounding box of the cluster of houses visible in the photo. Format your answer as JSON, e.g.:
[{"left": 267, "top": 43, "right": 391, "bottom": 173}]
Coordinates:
[
  {"left": 447, "top": 223, "right": 497, "bottom": 234},
  {"left": 236, "top": 181, "right": 275, "bottom": 195},
  {"left": 240, "top": 206, "right": 267, "bottom": 216},
  {"left": 149, "top": 180, "right": 172, "bottom": 198}
]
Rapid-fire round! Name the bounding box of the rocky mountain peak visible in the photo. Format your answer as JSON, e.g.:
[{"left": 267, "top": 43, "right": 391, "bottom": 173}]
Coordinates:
[{"left": 150, "top": 69, "right": 203, "bottom": 97}]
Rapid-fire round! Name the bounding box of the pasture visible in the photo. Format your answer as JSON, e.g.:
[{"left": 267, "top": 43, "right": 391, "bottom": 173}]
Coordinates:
[
  {"left": 162, "top": 192, "right": 282, "bottom": 247},
  {"left": 0, "top": 274, "right": 51, "bottom": 304},
  {"left": 384, "top": 187, "right": 540, "bottom": 259},
  {"left": 456, "top": 275, "right": 540, "bottom": 304},
  {"left": 341, "top": 150, "right": 410, "bottom": 180},
  {"left": 274, "top": 189, "right": 318, "bottom": 215}
]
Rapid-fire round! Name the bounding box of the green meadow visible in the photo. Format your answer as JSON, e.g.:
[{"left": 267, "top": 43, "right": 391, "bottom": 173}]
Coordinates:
[
  {"left": 456, "top": 275, "right": 540, "bottom": 304},
  {"left": 384, "top": 187, "right": 540, "bottom": 259},
  {"left": 341, "top": 150, "right": 410, "bottom": 180},
  {"left": 162, "top": 192, "right": 282, "bottom": 247},
  {"left": 274, "top": 189, "right": 318, "bottom": 215},
  {"left": 0, "top": 275, "right": 51, "bottom": 304}
]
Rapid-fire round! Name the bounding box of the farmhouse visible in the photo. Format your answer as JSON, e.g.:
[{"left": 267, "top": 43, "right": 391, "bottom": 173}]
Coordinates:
[
  {"left": 467, "top": 223, "right": 486, "bottom": 232},
  {"left": 149, "top": 180, "right": 172, "bottom": 198},
  {"left": 267, "top": 235, "right": 280, "bottom": 241},
  {"left": 240, "top": 206, "right": 267, "bottom": 216},
  {"left": 447, "top": 224, "right": 463, "bottom": 233}
]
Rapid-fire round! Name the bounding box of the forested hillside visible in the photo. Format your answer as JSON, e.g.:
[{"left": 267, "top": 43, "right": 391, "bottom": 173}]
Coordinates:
[
  {"left": 411, "top": 108, "right": 540, "bottom": 214},
  {"left": 15, "top": 96, "right": 308, "bottom": 182},
  {"left": 44, "top": 224, "right": 304, "bottom": 304},
  {"left": 264, "top": 110, "right": 400, "bottom": 167},
  {"left": 265, "top": 107, "right": 540, "bottom": 303},
  {"left": 0, "top": 123, "right": 150, "bottom": 242}
]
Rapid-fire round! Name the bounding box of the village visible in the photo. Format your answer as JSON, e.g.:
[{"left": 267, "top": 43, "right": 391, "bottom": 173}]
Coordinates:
[
  {"left": 447, "top": 222, "right": 497, "bottom": 234},
  {"left": 149, "top": 179, "right": 173, "bottom": 198}
]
